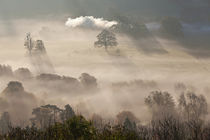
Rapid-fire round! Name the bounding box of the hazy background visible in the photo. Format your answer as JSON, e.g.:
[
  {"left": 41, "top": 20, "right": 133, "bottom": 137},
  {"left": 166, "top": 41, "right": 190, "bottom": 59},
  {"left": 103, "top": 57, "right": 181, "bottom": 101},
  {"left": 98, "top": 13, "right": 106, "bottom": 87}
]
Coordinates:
[{"left": 0, "top": 0, "right": 210, "bottom": 124}]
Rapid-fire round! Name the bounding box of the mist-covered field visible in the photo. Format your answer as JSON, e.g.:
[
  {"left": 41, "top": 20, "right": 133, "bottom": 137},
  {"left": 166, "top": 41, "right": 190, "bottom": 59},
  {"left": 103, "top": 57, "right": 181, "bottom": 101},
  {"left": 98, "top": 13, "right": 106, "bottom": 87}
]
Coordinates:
[{"left": 0, "top": 0, "right": 210, "bottom": 139}]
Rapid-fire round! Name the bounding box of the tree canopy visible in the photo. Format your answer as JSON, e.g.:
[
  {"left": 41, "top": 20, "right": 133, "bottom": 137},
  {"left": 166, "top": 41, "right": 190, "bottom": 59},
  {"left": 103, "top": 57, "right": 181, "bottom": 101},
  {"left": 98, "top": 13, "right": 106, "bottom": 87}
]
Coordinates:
[{"left": 94, "top": 29, "right": 118, "bottom": 51}]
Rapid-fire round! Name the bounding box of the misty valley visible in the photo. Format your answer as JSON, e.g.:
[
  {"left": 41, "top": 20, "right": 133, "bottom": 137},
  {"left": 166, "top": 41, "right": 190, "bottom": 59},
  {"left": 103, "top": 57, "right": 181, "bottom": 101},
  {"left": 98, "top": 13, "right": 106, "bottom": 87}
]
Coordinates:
[{"left": 0, "top": 0, "right": 210, "bottom": 140}]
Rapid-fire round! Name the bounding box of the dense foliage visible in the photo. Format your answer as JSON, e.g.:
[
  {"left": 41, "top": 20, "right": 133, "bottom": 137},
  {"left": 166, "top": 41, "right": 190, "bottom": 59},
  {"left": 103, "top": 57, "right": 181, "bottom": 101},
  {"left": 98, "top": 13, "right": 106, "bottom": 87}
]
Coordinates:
[
  {"left": 1, "top": 115, "right": 210, "bottom": 140},
  {"left": 0, "top": 91, "right": 209, "bottom": 140}
]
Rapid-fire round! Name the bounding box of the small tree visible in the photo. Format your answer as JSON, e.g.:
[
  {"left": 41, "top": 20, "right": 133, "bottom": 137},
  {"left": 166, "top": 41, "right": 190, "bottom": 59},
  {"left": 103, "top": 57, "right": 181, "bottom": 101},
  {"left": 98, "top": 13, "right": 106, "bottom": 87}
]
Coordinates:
[
  {"left": 116, "top": 111, "right": 139, "bottom": 125},
  {"left": 79, "top": 73, "right": 97, "bottom": 90},
  {"left": 94, "top": 29, "right": 118, "bottom": 51}
]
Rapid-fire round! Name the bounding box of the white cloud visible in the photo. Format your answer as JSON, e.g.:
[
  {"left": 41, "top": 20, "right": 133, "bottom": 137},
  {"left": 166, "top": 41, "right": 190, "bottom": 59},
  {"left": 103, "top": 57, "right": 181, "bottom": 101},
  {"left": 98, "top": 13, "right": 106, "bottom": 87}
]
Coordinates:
[{"left": 65, "top": 16, "right": 118, "bottom": 29}]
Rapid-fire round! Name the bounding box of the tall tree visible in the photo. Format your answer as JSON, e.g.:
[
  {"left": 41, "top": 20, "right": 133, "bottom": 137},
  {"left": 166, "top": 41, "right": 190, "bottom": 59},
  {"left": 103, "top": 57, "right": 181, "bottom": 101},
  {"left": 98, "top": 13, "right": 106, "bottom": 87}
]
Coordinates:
[
  {"left": 31, "top": 105, "right": 62, "bottom": 129},
  {"left": 31, "top": 107, "right": 52, "bottom": 129},
  {"left": 60, "top": 104, "right": 75, "bottom": 122},
  {"left": 42, "top": 105, "right": 63, "bottom": 124},
  {"left": 94, "top": 29, "right": 118, "bottom": 51},
  {"left": 178, "top": 92, "right": 208, "bottom": 121},
  {"left": 145, "top": 91, "right": 176, "bottom": 120},
  {"left": 0, "top": 112, "right": 11, "bottom": 134}
]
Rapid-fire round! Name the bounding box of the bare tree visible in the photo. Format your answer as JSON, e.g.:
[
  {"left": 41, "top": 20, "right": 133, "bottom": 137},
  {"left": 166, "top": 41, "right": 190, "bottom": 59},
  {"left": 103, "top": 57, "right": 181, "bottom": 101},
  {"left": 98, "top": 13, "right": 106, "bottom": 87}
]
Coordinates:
[
  {"left": 178, "top": 92, "right": 208, "bottom": 121},
  {"left": 94, "top": 29, "right": 118, "bottom": 51}
]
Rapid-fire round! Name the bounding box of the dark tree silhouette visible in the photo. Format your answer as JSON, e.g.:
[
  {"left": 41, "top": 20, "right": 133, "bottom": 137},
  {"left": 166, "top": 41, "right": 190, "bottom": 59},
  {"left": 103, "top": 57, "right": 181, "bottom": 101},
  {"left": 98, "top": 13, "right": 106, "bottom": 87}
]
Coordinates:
[
  {"left": 31, "top": 105, "right": 62, "bottom": 129},
  {"left": 31, "top": 107, "right": 52, "bottom": 129},
  {"left": 79, "top": 73, "right": 97, "bottom": 90},
  {"left": 94, "top": 29, "right": 118, "bottom": 51},
  {"left": 0, "top": 112, "right": 11, "bottom": 134},
  {"left": 31, "top": 104, "right": 75, "bottom": 129},
  {"left": 41, "top": 105, "right": 63, "bottom": 124},
  {"left": 123, "top": 117, "right": 137, "bottom": 130},
  {"left": 145, "top": 91, "right": 176, "bottom": 120},
  {"left": 178, "top": 92, "right": 208, "bottom": 121},
  {"left": 116, "top": 111, "right": 139, "bottom": 125},
  {"left": 60, "top": 104, "right": 75, "bottom": 122},
  {"left": 34, "top": 40, "right": 46, "bottom": 54}
]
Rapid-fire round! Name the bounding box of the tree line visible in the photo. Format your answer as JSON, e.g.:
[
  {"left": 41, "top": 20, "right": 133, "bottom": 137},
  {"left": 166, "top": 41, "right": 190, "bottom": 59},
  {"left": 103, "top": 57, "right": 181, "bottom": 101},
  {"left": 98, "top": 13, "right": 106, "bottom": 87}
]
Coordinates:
[{"left": 0, "top": 90, "right": 209, "bottom": 140}]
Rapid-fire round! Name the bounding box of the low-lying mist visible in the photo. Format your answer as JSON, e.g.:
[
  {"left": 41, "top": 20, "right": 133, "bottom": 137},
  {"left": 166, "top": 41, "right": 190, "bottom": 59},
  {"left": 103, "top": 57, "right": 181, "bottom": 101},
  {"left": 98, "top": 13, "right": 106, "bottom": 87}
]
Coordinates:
[{"left": 0, "top": 17, "right": 210, "bottom": 129}]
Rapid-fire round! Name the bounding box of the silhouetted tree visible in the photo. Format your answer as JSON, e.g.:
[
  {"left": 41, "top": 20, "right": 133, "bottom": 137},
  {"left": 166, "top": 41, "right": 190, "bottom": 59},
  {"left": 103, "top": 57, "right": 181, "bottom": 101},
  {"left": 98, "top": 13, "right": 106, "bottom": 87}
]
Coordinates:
[
  {"left": 178, "top": 92, "right": 208, "bottom": 121},
  {"left": 0, "top": 112, "right": 11, "bottom": 134},
  {"left": 34, "top": 40, "right": 46, "bottom": 54},
  {"left": 42, "top": 105, "right": 63, "bottom": 124},
  {"left": 79, "top": 73, "right": 97, "bottom": 90},
  {"left": 111, "top": 15, "right": 149, "bottom": 39},
  {"left": 94, "top": 29, "right": 118, "bottom": 51},
  {"left": 123, "top": 118, "right": 136, "bottom": 131},
  {"left": 151, "top": 116, "right": 185, "bottom": 140},
  {"left": 145, "top": 91, "right": 176, "bottom": 120},
  {"left": 60, "top": 104, "right": 75, "bottom": 122},
  {"left": 14, "top": 68, "right": 32, "bottom": 80},
  {"left": 116, "top": 111, "right": 139, "bottom": 125},
  {"left": 31, "top": 107, "right": 52, "bottom": 129}
]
